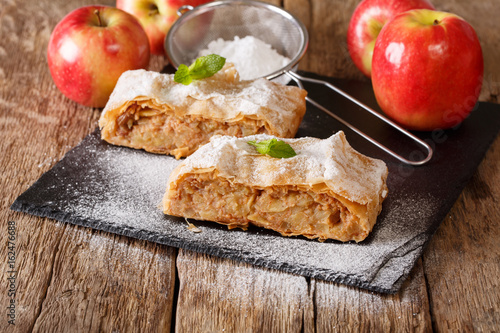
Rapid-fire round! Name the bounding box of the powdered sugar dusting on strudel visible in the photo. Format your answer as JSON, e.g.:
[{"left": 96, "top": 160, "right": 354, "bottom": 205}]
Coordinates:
[
  {"left": 172, "top": 132, "right": 388, "bottom": 205},
  {"left": 100, "top": 64, "right": 307, "bottom": 138}
]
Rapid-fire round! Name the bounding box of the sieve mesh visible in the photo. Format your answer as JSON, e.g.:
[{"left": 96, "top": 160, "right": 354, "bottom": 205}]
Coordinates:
[{"left": 165, "top": 0, "right": 308, "bottom": 80}]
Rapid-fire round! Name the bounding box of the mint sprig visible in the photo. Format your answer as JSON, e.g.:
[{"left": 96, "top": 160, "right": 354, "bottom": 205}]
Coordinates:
[
  {"left": 174, "top": 54, "right": 226, "bottom": 85},
  {"left": 247, "top": 138, "right": 297, "bottom": 158}
]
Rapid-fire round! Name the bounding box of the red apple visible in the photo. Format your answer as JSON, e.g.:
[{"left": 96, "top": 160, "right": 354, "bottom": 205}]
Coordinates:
[
  {"left": 347, "top": 0, "right": 435, "bottom": 77},
  {"left": 116, "top": 0, "right": 212, "bottom": 56},
  {"left": 371, "top": 9, "right": 484, "bottom": 131},
  {"left": 47, "top": 5, "right": 150, "bottom": 108}
]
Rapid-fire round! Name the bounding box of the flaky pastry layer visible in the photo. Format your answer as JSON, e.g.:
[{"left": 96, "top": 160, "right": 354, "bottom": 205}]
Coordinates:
[{"left": 99, "top": 64, "right": 307, "bottom": 158}]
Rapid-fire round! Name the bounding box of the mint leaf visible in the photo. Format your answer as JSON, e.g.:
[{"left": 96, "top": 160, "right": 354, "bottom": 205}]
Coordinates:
[
  {"left": 248, "top": 140, "right": 272, "bottom": 155},
  {"left": 174, "top": 54, "right": 226, "bottom": 85},
  {"left": 267, "top": 140, "right": 297, "bottom": 158},
  {"left": 174, "top": 64, "right": 192, "bottom": 85},
  {"left": 248, "top": 138, "right": 297, "bottom": 158},
  {"left": 189, "top": 54, "right": 225, "bottom": 79}
]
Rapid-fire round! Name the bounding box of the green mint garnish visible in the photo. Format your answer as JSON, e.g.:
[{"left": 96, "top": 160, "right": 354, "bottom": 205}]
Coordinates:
[
  {"left": 248, "top": 138, "right": 297, "bottom": 158},
  {"left": 174, "top": 54, "right": 226, "bottom": 85}
]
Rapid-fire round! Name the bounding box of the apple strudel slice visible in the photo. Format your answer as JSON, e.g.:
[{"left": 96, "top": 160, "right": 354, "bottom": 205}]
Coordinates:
[
  {"left": 162, "top": 132, "right": 388, "bottom": 242},
  {"left": 99, "top": 64, "right": 307, "bottom": 159}
]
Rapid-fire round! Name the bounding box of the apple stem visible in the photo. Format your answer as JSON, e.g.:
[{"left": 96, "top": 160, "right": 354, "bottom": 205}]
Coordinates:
[
  {"left": 433, "top": 19, "right": 440, "bottom": 25},
  {"left": 149, "top": 4, "right": 159, "bottom": 16},
  {"left": 94, "top": 9, "right": 103, "bottom": 27}
]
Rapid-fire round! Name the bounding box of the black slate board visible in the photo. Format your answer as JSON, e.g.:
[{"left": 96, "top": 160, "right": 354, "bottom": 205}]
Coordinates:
[{"left": 11, "top": 72, "right": 500, "bottom": 293}]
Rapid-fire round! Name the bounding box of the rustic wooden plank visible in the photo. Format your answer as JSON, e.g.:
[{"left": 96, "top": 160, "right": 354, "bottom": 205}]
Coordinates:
[
  {"left": 309, "top": 0, "right": 364, "bottom": 80},
  {"left": 175, "top": 252, "right": 432, "bottom": 332},
  {"left": 0, "top": 214, "right": 66, "bottom": 332},
  {"left": 175, "top": 249, "right": 313, "bottom": 332},
  {"left": 314, "top": 259, "right": 432, "bottom": 332},
  {"left": 0, "top": 0, "right": 102, "bottom": 330},
  {"left": 30, "top": 228, "right": 176, "bottom": 332},
  {"left": 0, "top": 0, "right": 177, "bottom": 331},
  {"left": 287, "top": 0, "right": 364, "bottom": 80},
  {"left": 283, "top": 0, "right": 312, "bottom": 70},
  {"left": 422, "top": 135, "right": 500, "bottom": 331}
]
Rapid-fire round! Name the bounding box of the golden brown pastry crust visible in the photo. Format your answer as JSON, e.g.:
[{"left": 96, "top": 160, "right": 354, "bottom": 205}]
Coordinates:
[
  {"left": 98, "top": 64, "right": 307, "bottom": 158},
  {"left": 163, "top": 132, "right": 389, "bottom": 242}
]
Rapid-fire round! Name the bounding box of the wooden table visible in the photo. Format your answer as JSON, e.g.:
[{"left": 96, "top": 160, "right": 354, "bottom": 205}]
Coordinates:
[{"left": 1, "top": 0, "right": 498, "bottom": 331}]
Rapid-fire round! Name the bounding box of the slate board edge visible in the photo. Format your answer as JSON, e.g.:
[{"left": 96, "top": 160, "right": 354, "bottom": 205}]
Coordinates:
[
  {"left": 11, "top": 198, "right": 400, "bottom": 294},
  {"left": 384, "top": 111, "right": 500, "bottom": 291}
]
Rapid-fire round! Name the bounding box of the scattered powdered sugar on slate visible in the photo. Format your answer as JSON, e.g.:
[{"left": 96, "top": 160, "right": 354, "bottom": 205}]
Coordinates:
[
  {"left": 67, "top": 138, "right": 181, "bottom": 234},
  {"left": 363, "top": 191, "right": 440, "bottom": 290},
  {"left": 11, "top": 130, "right": 441, "bottom": 293}
]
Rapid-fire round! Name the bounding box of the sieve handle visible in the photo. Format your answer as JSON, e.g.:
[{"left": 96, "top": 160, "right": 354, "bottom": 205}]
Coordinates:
[{"left": 286, "top": 71, "right": 433, "bottom": 166}]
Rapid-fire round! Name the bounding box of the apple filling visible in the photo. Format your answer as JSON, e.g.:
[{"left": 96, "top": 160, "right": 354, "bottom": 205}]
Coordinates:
[
  {"left": 166, "top": 173, "right": 365, "bottom": 242},
  {"left": 109, "top": 102, "right": 267, "bottom": 158}
]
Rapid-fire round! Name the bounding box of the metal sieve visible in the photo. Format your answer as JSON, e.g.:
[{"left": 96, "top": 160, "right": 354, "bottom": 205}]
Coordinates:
[{"left": 165, "top": 0, "right": 432, "bottom": 165}]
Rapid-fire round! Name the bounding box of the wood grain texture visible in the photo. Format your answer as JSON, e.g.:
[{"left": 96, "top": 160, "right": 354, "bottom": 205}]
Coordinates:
[
  {"left": 175, "top": 249, "right": 312, "bottom": 333},
  {"left": 0, "top": 0, "right": 498, "bottom": 331},
  {"left": 314, "top": 259, "right": 432, "bottom": 332},
  {"left": 0, "top": 1, "right": 103, "bottom": 331},
  {"left": 422, "top": 135, "right": 500, "bottom": 331},
  {"left": 31, "top": 228, "right": 176, "bottom": 332}
]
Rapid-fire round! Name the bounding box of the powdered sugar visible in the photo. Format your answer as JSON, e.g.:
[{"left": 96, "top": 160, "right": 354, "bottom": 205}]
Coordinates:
[
  {"left": 99, "top": 68, "right": 306, "bottom": 139},
  {"left": 198, "top": 36, "right": 291, "bottom": 81},
  {"left": 177, "top": 132, "right": 388, "bottom": 204}
]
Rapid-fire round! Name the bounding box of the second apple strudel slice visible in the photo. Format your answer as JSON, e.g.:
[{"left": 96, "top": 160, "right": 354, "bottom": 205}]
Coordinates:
[
  {"left": 163, "top": 132, "right": 388, "bottom": 242},
  {"left": 99, "top": 64, "right": 307, "bottom": 158}
]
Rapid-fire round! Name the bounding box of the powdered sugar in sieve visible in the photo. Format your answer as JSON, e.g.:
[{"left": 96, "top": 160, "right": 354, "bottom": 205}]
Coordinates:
[{"left": 198, "top": 36, "right": 292, "bottom": 83}]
